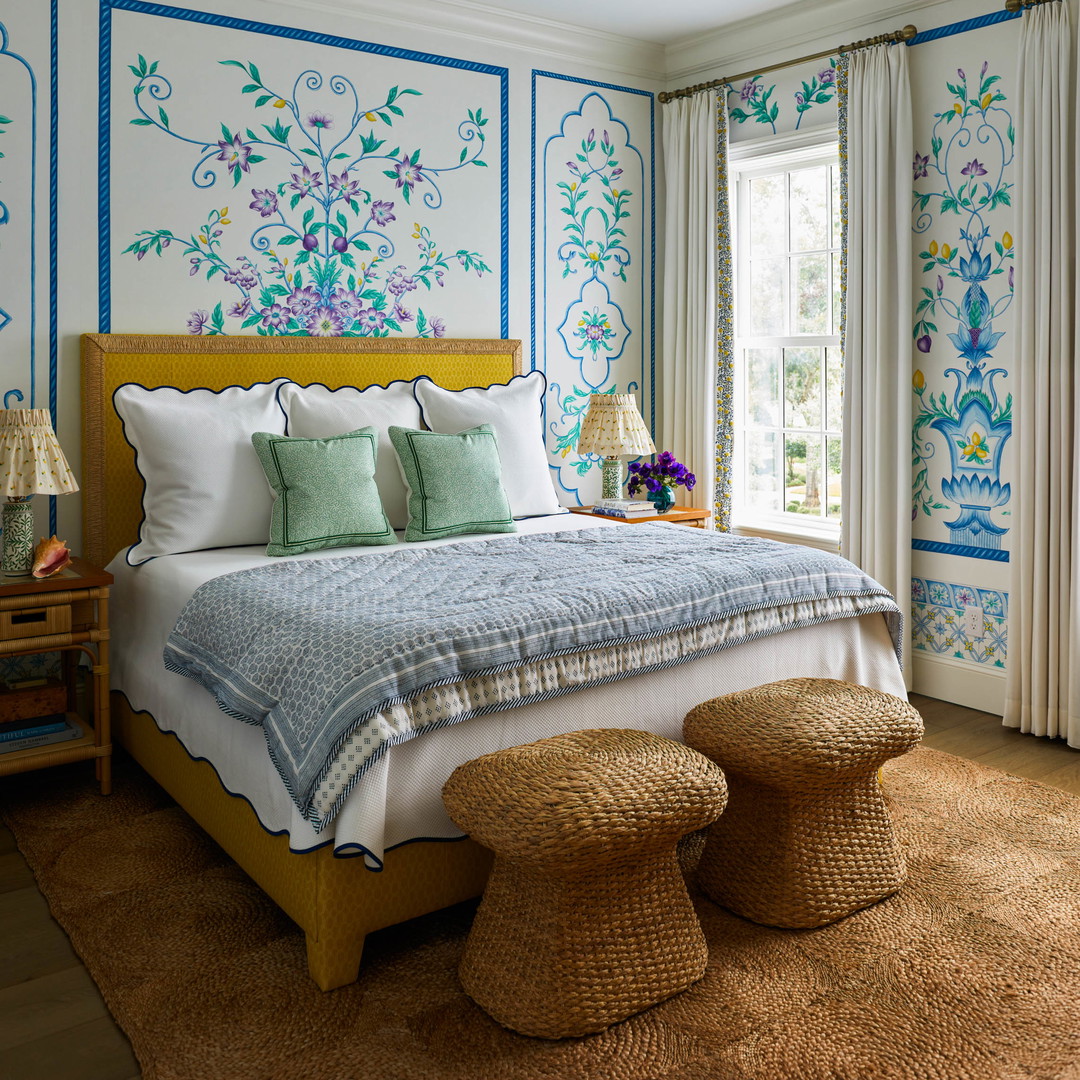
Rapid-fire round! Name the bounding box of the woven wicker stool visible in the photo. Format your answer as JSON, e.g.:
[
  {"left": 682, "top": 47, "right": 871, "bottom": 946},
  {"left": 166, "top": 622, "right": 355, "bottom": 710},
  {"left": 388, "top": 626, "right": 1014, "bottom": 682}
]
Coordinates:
[
  {"left": 683, "top": 678, "right": 922, "bottom": 929},
  {"left": 441, "top": 728, "right": 728, "bottom": 1038}
]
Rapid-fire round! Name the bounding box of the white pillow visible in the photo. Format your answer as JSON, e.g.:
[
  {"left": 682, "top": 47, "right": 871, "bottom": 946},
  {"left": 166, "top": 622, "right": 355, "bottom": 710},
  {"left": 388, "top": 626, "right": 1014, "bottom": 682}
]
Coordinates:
[
  {"left": 278, "top": 380, "right": 422, "bottom": 531},
  {"left": 114, "top": 380, "right": 290, "bottom": 565},
  {"left": 413, "top": 372, "right": 565, "bottom": 519}
]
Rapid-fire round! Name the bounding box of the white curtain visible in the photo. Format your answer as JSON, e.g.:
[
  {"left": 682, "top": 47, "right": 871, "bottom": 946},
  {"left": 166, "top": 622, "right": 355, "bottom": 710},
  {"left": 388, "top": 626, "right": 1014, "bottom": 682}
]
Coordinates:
[
  {"left": 660, "top": 91, "right": 728, "bottom": 523},
  {"left": 840, "top": 43, "right": 914, "bottom": 681},
  {"left": 1005, "top": 1, "right": 1077, "bottom": 745}
]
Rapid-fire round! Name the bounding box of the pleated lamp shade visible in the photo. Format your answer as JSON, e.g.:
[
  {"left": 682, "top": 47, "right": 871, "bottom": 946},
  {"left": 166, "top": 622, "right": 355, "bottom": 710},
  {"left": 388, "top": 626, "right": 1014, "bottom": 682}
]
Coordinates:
[
  {"left": 0, "top": 409, "right": 79, "bottom": 497},
  {"left": 0, "top": 408, "right": 78, "bottom": 575},
  {"left": 577, "top": 394, "right": 655, "bottom": 501}
]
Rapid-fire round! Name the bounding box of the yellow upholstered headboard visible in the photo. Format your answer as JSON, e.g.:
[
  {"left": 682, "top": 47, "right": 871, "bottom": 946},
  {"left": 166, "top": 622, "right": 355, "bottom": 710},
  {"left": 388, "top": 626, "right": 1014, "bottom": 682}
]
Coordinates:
[{"left": 81, "top": 333, "right": 523, "bottom": 568}]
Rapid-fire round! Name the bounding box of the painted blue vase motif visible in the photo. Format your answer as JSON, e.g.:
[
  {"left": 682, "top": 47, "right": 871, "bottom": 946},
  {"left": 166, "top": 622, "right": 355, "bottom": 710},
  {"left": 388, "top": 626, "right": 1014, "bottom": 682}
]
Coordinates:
[{"left": 911, "top": 62, "right": 1014, "bottom": 553}]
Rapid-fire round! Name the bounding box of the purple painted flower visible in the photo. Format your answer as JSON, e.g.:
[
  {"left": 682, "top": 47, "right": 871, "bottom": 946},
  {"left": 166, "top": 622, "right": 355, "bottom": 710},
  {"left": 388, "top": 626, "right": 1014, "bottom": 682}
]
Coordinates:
[
  {"left": 913, "top": 152, "right": 929, "bottom": 180},
  {"left": 228, "top": 297, "right": 251, "bottom": 318},
  {"left": 288, "top": 165, "right": 322, "bottom": 198},
  {"left": 392, "top": 155, "right": 424, "bottom": 194},
  {"left": 795, "top": 92, "right": 806, "bottom": 106},
  {"left": 333, "top": 289, "right": 363, "bottom": 320},
  {"left": 249, "top": 188, "right": 278, "bottom": 218},
  {"left": 216, "top": 134, "right": 253, "bottom": 173},
  {"left": 917, "top": 334, "right": 932, "bottom": 353},
  {"left": 223, "top": 264, "right": 259, "bottom": 289},
  {"left": 818, "top": 67, "right": 836, "bottom": 86},
  {"left": 310, "top": 307, "right": 344, "bottom": 337},
  {"left": 937, "top": 275, "right": 944, "bottom": 294},
  {"left": 260, "top": 304, "right": 290, "bottom": 330},
  {"left": 306, "top": 111, "right": 333, "bottom": 130},
  {"left": 189, "top": 258, "right": 201, "bottom": 276},
  {"left": 1009, "top": 266, "right": 1014, "bottom": 289},
  {"left": 610, "top": 168, "right": 623, "bottom": 179},
  {"left": 370, "top": 200, "right": 395, "bottom": 227},
  {"left": 329, "top": 170, "right": 362, "bottom": 201},
  {"left": 957, "top": 68, "right": 966, "bottom": 80},
  {"left": 387, "top": 266, "right": 418, "bottom": 297},
  {"left": 429, "top": 315, "right": 446, "bottom": 338},
  {"left": 186, "top": 309, "right": 210, "bottom": 335},
  {"left": 739, "top": 78, "right": 759, "bottom": 103},
  {"left": 393, "top": 303, "right": 414, "bottom": 323},
  {"left": 286, "top": 286, "right": 320, "bottom": 317},
  {"left": 357, "top": 307, "right": 386, "bottom": 332},
  {"left": 566, "top": 161, "right": 580, "bottom": 176},
  {"left": 961, "top": 159, "right": 987, "bottom": 177}
]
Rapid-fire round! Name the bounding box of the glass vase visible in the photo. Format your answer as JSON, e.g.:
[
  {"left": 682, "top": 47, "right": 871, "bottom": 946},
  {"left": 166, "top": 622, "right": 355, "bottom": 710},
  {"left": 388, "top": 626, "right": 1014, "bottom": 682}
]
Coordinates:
[{"left": 647, "top": 487, "right": 676, "bottom": 514}]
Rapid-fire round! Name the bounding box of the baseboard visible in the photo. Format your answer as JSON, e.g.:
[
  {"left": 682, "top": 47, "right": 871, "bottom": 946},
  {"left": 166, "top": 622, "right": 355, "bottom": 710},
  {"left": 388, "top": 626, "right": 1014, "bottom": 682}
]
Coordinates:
[{"left": 912, "top": 652, "right": 1005, "bottom": 716}]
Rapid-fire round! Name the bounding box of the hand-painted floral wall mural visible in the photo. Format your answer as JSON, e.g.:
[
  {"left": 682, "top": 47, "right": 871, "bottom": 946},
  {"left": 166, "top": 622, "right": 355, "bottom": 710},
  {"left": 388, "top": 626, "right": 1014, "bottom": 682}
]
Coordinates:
[
  {"left": 726, "top": 59, "right": 839, "bottom": 141},
  {"left": 121, "top": 55, "right": 493, "bottom": 338},
  {"left": 910, "top": 61, "right": 1014, "bottom": 558},
  {"left": 534, "top": 78, "right": 653, "bottom": 506},
  {"left": 105, "top": 4, "right": 506, "bottom": 338}
]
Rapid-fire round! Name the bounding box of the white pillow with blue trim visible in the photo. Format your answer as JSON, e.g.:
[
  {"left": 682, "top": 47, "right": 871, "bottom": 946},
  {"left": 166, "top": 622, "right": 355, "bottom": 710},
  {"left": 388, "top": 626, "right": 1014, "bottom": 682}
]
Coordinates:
[
  {"left": 113, "top": 380, "right": 290, "bottom": 565},
  {"left": 413, "top": 371, "right": 565, "bottom": 519}
]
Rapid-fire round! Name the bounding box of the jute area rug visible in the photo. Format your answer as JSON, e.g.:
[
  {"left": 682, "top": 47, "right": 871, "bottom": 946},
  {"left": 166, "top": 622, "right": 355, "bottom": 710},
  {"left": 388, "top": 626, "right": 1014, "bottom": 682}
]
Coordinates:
[{"left": 3, "top": 747, "right": 1080, "bottom": 1080}]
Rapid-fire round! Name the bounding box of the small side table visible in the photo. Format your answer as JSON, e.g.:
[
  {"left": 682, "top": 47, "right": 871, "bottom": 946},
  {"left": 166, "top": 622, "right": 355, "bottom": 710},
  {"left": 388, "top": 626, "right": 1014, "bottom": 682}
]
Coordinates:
[
  {"left": 569, "top": 505, "right": 711, "bottom": 529},
  {"left": 0, "top": 557, "right": 113, "bottom": 793}
]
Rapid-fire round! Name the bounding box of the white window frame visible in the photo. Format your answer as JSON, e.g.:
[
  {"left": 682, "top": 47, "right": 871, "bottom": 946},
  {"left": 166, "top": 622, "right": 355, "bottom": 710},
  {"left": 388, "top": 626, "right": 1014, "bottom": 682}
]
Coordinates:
[{"left": 728, "top": 129, "right": 842, "bottom": 552}]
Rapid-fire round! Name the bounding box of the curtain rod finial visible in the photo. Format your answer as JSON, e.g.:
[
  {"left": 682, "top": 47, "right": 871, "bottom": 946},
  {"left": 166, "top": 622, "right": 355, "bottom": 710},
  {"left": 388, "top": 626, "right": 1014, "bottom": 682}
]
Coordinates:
[
  {"left": 902, "top": 24, "right": 918, "bottom": 39},
  {"left": 1003, "top": 0, "right": 1022, "bottom": 10}
]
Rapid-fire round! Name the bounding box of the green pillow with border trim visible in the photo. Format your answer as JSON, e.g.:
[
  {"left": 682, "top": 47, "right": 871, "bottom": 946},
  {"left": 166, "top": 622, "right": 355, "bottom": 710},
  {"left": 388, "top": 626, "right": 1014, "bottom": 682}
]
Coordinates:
[
  {"left": 388, "top": 423, "right": 517, "bottom": 543},
  {"left": 252, "top": 427, "right": 397, "bottom": 556}
]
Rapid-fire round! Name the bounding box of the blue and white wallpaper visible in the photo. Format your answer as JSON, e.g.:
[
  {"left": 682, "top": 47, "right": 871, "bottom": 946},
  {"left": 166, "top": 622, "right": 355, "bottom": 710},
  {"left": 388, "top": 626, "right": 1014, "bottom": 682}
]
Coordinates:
[
  {"left": 533, "top": 73, "right": 654, "bottom": 506},
  {"left": 103, "top": 0, "right": 508, "bottom": 338}
]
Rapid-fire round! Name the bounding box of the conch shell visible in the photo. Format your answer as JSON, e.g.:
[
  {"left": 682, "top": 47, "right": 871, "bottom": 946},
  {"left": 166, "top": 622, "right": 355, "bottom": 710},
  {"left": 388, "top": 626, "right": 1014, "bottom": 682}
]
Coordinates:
[{"left": 32, "top": 535, "right": 72, "bottom": 578}]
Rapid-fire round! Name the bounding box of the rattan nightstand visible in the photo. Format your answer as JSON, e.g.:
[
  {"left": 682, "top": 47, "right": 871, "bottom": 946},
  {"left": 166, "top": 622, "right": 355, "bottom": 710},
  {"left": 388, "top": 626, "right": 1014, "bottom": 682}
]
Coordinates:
[
  {"left": 568, "top": 505, "right": 711, "bottom": 528},
  {"left": 0, "top": 557, "right": 113, "bottom": 793}
]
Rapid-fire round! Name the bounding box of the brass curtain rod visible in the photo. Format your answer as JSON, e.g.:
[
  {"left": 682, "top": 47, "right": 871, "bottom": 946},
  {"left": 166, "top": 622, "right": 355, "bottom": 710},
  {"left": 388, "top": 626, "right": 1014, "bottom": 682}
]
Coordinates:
[
  {"left": 658, "top": 24, "right": 917, "bottom": 104},
  {"left": 1004, "top": 0, "right": 1060, "bottom": 10}
]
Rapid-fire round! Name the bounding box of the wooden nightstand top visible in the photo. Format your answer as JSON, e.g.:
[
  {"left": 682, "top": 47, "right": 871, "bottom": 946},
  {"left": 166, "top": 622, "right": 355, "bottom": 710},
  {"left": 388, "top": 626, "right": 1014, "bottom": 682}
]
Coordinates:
[
  {"left": 0, "top": 556, "right": 113, "bottom": 598},
  {"left": 568, "top": 505, "right": 711, "bottom": 527}
]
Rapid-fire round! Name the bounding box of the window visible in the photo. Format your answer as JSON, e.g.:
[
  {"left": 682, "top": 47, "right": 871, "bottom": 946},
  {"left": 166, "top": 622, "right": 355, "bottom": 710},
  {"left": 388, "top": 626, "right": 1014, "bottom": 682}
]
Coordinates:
[{"left": 731, "top": 139, "right": 842, "bottom": 543}]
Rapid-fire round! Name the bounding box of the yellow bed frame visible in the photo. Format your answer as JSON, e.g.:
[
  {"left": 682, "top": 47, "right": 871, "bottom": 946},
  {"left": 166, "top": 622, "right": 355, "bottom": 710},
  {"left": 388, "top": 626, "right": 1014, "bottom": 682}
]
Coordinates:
[{"left": 81, "top": 333, "right": 524, "bottom": 990}]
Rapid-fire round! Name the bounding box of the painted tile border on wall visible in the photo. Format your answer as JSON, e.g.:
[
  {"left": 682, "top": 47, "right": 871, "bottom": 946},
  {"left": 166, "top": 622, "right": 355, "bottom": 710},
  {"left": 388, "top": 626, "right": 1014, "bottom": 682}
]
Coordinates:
[
  {"left": 911, "top": 576, "right": 1007, "bottom": 669},
  {"left": 97, "top": 0, "right": 510, "bottom": 336}
]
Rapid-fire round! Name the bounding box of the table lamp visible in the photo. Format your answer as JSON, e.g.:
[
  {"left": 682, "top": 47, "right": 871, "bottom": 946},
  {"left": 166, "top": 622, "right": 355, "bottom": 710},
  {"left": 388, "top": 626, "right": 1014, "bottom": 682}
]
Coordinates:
[
  {"left": 0, "top": 409, "right": 79, "bottom": 576},
  {"left": 576, "top": 393, "right": 655, "bottom": 501}
]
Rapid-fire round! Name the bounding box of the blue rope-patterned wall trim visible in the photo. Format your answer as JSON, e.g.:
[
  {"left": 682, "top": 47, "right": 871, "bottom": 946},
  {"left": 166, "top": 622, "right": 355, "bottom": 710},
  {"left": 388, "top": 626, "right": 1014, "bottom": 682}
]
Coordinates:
[
  {"left": 49, "top": 0, "right": 58, "bottom": 536},
  {"left": 907, "top": 9, "right": 1022, "bottom": 47}
]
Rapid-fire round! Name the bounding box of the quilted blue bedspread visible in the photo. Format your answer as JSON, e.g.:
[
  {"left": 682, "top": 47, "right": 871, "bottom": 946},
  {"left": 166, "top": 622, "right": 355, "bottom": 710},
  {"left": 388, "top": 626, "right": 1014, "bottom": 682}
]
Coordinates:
[{"left": 163, "top": 527, "right": 902, "bottom": 829}]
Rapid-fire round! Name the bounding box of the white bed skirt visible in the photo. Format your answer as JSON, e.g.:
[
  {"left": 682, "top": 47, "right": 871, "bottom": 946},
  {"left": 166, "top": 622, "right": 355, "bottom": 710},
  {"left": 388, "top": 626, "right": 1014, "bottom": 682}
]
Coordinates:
[{"left": 109, "top": 516, "right": 907, "bottom": 865}]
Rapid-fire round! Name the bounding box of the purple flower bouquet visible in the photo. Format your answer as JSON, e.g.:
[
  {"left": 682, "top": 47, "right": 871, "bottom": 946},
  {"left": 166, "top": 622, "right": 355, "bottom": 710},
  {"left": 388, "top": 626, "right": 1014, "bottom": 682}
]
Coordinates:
[{"left": 627, "top": 451, "right": 696, "bottom": 512}]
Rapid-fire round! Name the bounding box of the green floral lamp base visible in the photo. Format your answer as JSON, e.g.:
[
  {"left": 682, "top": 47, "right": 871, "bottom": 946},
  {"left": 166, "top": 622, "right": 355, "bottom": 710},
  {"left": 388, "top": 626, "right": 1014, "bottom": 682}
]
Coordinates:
[
  {"left": 600, "top": 457, "right": 624, "bottom": 501},
  {"left": 2, "top": 497, "right": 35, "bottom": 576}
]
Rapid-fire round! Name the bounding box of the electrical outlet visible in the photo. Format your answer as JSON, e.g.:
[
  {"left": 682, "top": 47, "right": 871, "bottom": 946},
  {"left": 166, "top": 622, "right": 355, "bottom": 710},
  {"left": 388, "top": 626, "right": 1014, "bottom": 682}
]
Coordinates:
[{"left": 964, "top": 605, "right": 984, "bottom": 639}]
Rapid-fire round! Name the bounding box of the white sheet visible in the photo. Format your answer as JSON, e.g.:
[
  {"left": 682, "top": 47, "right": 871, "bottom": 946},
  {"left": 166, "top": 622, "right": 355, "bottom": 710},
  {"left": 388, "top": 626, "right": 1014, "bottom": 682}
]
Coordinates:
[{"left": 108, "top": 515, "right": 907, "bottom": 866}]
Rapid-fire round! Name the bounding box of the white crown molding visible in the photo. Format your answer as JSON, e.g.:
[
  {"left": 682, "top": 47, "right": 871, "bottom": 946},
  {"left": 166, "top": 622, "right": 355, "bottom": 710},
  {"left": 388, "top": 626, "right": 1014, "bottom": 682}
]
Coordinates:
[
  {"left": 250, "top": 0, "right": 667, "bottom": 81},
  {"left": 664, "top": 0, "right": 969, "bottom": 85}
]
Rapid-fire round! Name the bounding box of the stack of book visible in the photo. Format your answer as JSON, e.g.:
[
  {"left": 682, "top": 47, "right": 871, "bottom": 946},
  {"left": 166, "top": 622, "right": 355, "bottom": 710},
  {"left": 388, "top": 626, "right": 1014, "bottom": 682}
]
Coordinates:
[
  {"left": 591, "top": 498, "right": 658, "bottom": 520},
  {"left": 0, "top": 712, "right": 84, "bottom": 754}
]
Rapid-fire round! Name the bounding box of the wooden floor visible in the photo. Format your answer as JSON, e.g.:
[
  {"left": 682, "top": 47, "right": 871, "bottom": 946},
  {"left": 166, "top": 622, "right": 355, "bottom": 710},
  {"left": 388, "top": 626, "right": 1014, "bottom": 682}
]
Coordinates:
[{"left": 1, "top": 695, "right": 1078, "bottom": 1079}]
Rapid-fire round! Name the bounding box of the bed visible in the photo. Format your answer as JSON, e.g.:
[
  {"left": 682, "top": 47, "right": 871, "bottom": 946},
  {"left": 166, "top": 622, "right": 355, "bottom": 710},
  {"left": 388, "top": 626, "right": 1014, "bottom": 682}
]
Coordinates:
[{"left": 81, "top": 332, "right": 907, "bottom": 991}]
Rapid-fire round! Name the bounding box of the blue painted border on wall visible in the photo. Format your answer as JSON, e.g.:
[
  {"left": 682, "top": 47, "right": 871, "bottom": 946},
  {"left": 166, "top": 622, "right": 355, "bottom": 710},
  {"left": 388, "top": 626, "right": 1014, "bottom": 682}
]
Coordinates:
[
  {"left": 907, "top": 9, "right": 1021, "bottom": 47},
  {"left": 912, "top": 538, "right": 1010, "bottom": 563},
  {"left": 530, "top": 70, "right": 656, "bottom": 430},
  {"left": 97, "top": 0, "right": 509, "bottom": 336}
]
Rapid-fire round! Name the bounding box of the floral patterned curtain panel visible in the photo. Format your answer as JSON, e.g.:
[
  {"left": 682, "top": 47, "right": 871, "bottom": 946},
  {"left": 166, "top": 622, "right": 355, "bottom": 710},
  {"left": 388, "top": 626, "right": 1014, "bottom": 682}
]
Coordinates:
[{"left": 659, "top": 90, "right": 731, "bottom": 526}]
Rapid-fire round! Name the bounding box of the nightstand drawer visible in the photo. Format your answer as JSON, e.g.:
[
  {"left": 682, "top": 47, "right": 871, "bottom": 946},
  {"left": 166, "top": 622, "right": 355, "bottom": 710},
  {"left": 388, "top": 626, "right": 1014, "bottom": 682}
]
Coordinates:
[{"left": 0, "top": 603, "right": 71, "bottom": 641}]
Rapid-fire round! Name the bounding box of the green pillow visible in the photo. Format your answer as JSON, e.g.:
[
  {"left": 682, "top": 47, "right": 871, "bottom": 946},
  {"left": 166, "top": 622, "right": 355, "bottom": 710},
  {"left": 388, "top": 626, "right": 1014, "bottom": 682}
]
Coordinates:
[
  {"left": 388, "top": 423, "right": 517, "bottom": 543},
  {"left": 251, "top": 428, "right": 397, "bottom": 556}
]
